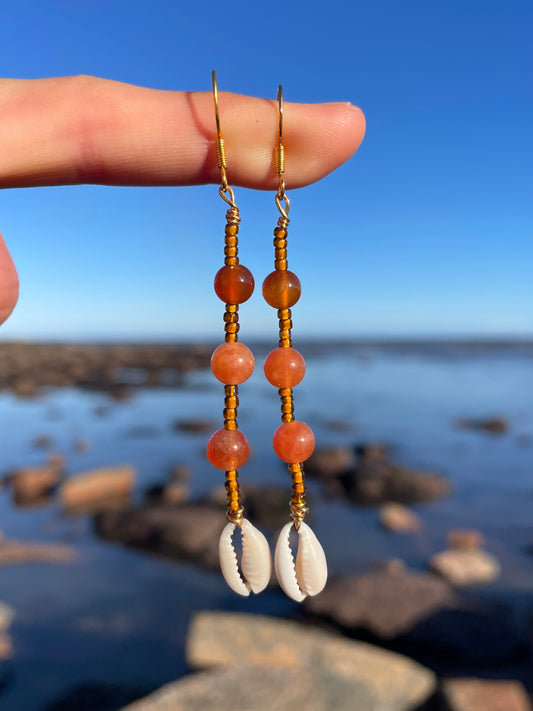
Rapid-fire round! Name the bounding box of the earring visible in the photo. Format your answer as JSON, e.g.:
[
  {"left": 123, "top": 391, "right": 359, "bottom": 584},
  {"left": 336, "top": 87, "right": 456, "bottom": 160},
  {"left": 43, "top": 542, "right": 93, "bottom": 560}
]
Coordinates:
[
  {"left": 206, "top": 71, "right": 271, "bottom": 597},
  {"left": 265, "top": 86, "right": 328, "bottom": 602}
]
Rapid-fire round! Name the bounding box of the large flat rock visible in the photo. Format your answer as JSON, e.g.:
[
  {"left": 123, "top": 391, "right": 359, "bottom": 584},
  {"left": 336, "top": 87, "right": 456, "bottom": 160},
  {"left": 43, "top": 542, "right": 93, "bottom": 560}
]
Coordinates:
[{"left": 120, "top": 611, "right": 436, "bottom": 711}]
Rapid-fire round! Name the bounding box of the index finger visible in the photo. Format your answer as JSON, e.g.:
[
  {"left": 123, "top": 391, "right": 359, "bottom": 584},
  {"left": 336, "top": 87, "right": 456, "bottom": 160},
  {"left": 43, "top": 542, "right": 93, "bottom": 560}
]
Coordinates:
[{"left": 0, "top": 75, "right": 366, "bottom": 190}]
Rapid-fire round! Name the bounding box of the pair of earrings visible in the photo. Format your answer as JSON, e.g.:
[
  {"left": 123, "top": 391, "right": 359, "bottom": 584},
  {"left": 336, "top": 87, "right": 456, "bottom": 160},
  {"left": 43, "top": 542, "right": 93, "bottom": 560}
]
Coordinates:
[{"left": 206, "top": 72, "right": 327, "bottom": 603}]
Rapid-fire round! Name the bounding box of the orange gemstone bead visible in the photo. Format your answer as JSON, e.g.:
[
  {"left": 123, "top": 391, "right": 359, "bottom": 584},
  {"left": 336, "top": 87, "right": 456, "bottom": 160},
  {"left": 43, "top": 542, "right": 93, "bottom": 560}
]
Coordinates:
[
  {"left": 272, "top": 421, "right": 315, "bottom": 463},
  {"left": 262, "top": 270, "right": 301, "bottom": 309},
  {"left": 263, "top": 348, "right": 306, "bottom": 388},
  {"left": 211, "top": 342, "right": 254, "bottom": 384},
  {"left": 206, "top": 429, "right": 250, "bottom": 470},
  {"left": 214, "top": 265, "right": 255, "bottom": 304}
]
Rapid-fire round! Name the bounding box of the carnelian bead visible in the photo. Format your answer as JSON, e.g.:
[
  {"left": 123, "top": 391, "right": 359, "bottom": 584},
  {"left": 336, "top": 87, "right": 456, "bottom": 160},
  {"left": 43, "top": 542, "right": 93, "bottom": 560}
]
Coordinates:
[
  {"left": 214, "top": 265, "right": 255, "bottom": 304},
  {"left": 206, "top": 429, "right": 250, "bottom": 470},
  {"left": 264, "top": 348, "right": 305, "bottom": 388},
  {"left": 211, "top": 342, "right": 254, "bottom": 384},
  {"left": 273, "top": 421, "right": 315, "bottom": 463},
  {"left": 262, "top": 270, "right": 301, "bottom": 309}
]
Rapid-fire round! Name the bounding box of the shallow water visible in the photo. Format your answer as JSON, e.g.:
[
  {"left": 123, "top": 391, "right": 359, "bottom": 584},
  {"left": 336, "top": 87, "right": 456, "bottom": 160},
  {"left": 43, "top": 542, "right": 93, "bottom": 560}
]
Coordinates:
[{"left": 0, "top": 342, "right": 532, "bottom": 709}]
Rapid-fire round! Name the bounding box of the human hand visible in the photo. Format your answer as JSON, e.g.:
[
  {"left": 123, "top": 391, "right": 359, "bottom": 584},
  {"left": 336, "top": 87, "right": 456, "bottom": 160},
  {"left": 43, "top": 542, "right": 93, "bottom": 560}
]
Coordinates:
[{"left": 0, "top": 75, "right": 366, "bottom": 325}]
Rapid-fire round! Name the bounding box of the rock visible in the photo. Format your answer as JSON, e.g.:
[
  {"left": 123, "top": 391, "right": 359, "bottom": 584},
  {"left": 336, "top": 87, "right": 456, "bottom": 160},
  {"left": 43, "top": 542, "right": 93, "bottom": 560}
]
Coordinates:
[
  {"left": 203, "top": 484, "right": 293, "bottom": 530},
  {"left": 430, "top": 549, "right": 500, "bottom": 585},
  {"left": 0, "top": 634, "right": 12, "bottom": 661},
  {"left": 304, "top": 566, "right": 528, "bottom": 666},
  {"left": 48, "top": 452, "right": 66, "bottom": 471},
  {"left": 305, "top": 565, "right": 458, "bottom": 638},
  {"left": 118, "top": 611, "right": 438, "bottom": 711},
  {"left": 161, "top": 483, "right": 189, "bottom": 505},
  {"left": 343, "top": 453, "right": 451, "bottom": 505},
  {"left": 32, "top": 434, "right": 53, "bottom": 449},
  {"left": 306, "top": 443, "right": 450, "bottom": 505},
  {"left": 456, "top": 416, "right": 509, "bottom": 434},
  {"left": 95, "top": 504, "right": 222, "bottom": 569},
  {"left": 204, "top": 486, "right": 227, "bottom": 507},
  {"left": 0, "top": 540, "right": 75, "bottom": 566},
  {"left": 61, "top": 465, "right": 135, "bottom": 512},
  {"left": 9, "top": 464, "right": 61, "bottom": 505},
  {"left": 166, "top": 611, "right": 435, "bottom": 711},
  {"left": 379, "top": 503, "right": 422, "bottom": 532},
  {"left": 447, "top": 529, "right": 484, "bottom": 551},
  {"left": 357, "top": 442, "right": 390, "bottom": 460},
  {"left": 173, "top": 418, "right": 217, "bottom": 434},
  {"left": 0, "top": 602, "right": 15, "bottom": 631},
  {"left": 306, "top": 442, "right": 450, "bottom": 505},
  {"left": 243, "top": 485, "right": 293, "bottom": 528},
  {"left": 109, "top": 385, "right": 133, "bottom": 402},
  {"left": 442, "top": 678, "right": 532, "bottom": 711},
  {"left": 74, "top": 438, "right": 91, "bottom": 453},
  {"left": 305, "top": 446, "right": 357, "bottom": 478},
  {"left": 0, "top": 343, "right": 213, "bottom": 396},
  {"left": 168, "top": 464, "right": 192, "bottom": 483},
  {"left": 12, "top": 378, "right": 39, "bottom": 398},
  {"left": 144, "top": 483, "right": 189, "bottom": 506}
]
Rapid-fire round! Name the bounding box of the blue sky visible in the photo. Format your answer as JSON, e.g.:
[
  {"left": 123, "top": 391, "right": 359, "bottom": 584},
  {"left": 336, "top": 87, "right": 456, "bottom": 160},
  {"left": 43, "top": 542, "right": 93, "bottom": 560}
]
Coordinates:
[{"left": 0, "top": 0, "right": 531, "bottom": 340}]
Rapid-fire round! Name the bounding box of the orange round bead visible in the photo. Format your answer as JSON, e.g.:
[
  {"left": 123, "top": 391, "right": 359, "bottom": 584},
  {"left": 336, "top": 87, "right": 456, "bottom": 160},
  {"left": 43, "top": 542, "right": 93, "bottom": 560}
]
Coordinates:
[
  {"left": 262, "top": 270, "right": 301, "bottom": 309},
  {"left": 263, "top": 348, "right": 306, "bottom": 388},
  {"left": 272, "top": 421, "right": 315, "bottom": 463},
  {"left": 211, "top": 342, "right": 254, "bottom": 384},
  {"left": 206, "top": 429, "right": 250, "bottom": 470},
  {"left": 214, "top": 265, "right": 255, "bottom": 304}
]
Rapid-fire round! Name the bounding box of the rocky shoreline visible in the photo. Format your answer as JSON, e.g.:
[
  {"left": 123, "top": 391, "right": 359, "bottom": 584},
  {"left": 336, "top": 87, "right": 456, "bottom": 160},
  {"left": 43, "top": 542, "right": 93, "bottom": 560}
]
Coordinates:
[
  {"left": 0, "top": 341, "right": 532, "bottom": 710},
  {"left": 0, "top": 341, "right": 212, "bottom": 397}
]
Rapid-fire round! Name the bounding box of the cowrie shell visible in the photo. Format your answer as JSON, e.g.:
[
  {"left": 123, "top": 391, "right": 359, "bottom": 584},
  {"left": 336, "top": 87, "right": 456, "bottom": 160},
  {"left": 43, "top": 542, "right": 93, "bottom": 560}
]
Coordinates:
[
  {"left": 219, "top": 518, "right": 271, "bottom": 596},
  {"left": 274, "top": 521, "right": 327, "bottom": 602}
]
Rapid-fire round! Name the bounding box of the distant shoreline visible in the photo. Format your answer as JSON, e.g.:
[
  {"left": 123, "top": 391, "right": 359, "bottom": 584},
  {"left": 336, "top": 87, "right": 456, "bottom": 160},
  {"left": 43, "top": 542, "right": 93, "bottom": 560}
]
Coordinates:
[{"left": 0, "top": 338, "right": 531, "bottom": 398}]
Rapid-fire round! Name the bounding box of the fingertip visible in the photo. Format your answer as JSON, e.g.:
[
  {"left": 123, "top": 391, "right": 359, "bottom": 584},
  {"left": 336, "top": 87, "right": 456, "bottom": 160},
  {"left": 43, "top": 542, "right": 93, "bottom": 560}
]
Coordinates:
[
  {"left": 0, "top": 233, "right": 19, "bottom": 325},
  {"left": 281, "top": 100, "right": 366, "bottom": 189}
]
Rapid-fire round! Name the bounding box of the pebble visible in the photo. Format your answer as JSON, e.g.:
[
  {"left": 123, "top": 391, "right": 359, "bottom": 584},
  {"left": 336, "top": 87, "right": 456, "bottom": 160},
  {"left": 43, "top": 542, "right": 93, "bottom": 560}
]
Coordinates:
[
  {"left": 443, "top": 678, "right": 532, "bottom": 711},
  {"left": 430, "top": 549, "right": 500, "bottom": 585},
  {"left": 379, "top": 503, "right": 422, "bottom": 532}
]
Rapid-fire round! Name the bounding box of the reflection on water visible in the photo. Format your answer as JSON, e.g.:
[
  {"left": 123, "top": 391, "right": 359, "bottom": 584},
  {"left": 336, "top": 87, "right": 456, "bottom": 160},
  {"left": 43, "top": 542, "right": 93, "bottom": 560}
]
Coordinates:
[{"left": 0, "top": 342, "right": 532, "bottom": 710}]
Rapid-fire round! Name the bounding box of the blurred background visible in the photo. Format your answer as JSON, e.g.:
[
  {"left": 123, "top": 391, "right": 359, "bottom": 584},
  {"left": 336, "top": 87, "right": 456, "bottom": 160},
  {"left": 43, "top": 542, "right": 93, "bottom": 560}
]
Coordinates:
[{"left": 0, "top": 1, "right": 532, "bottom": 710}]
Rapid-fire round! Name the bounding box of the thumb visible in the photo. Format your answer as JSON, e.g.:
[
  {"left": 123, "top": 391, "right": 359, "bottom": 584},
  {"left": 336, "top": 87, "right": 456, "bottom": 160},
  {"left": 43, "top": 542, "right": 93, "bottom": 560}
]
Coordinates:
[{"left": 0, "top": 233, "right": 19, "bottom": 325}]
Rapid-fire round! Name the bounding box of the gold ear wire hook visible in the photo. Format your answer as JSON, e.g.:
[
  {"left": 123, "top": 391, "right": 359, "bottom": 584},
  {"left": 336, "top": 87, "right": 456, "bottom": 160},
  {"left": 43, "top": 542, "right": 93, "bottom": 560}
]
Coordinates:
[
  {"left": 212, "top": 70, "right": 236, "bottom": 207},
  {"left": 275, "top": 84, "right": 290, "bottom": 220}
]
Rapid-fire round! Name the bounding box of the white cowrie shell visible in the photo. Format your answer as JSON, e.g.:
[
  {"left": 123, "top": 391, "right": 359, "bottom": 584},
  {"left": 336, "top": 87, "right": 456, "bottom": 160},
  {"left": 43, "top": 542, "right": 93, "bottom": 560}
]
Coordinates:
[
  {"left": 274, "top": 521, "right": 327, "bottom": 602},
  {"left": 219, "top": 518, "right": 272, "bottom": 597}
]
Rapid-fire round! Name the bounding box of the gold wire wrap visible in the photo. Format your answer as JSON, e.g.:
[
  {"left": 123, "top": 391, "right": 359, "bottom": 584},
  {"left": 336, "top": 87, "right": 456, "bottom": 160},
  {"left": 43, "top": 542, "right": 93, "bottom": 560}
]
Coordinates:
[
  {"left": 216, "top": 137, "right": 227, "bottom": 171},
  {"left": 275, "top": 85, "right": 290, "bottom": 219},
  {"left": 289, "top": 463, "right": 309, "bottom": 530},
  {"left": 225, "top": 469, "right": 244, "bottom": 524},
  {"left": 275, "top": 143, "right": 285, "bottom": 177}
]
